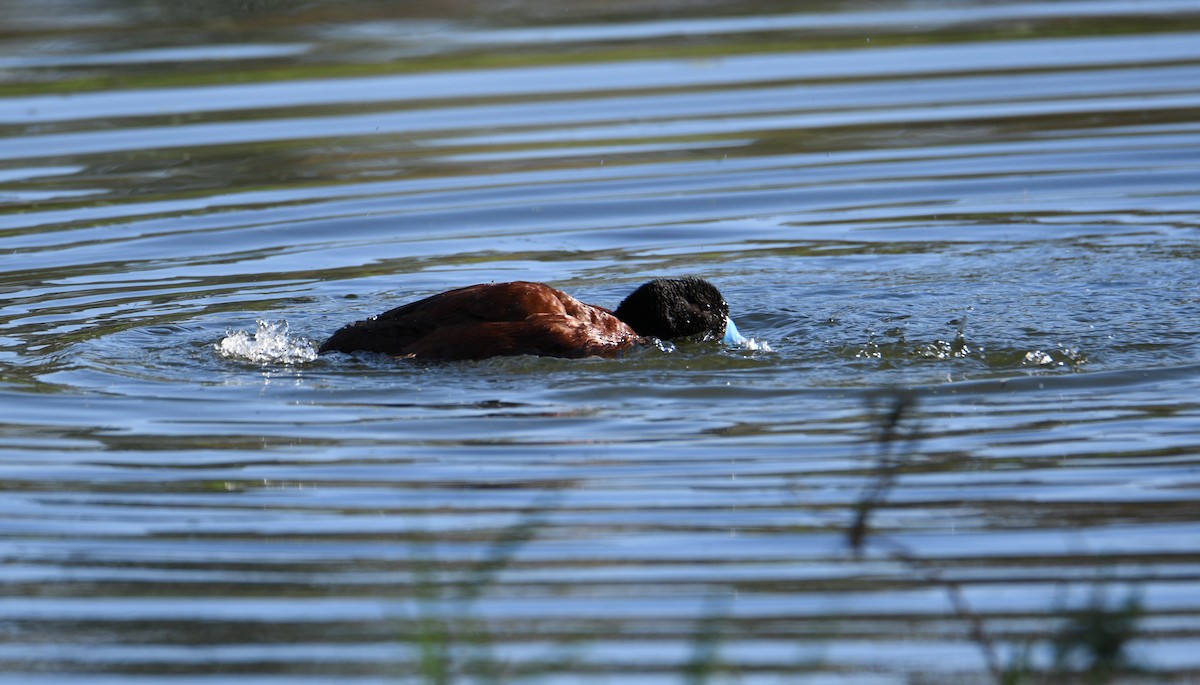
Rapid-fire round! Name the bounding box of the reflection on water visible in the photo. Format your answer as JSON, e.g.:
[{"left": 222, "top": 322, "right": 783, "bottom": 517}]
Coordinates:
[{"left": 1, "top": 0, "right": 1199, "bottom": 682}]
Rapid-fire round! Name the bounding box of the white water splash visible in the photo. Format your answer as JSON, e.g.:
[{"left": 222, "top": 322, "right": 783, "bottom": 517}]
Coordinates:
[
  {"left": 744, "top": 337, "right": 772, "bottom": 352},
  {"left": 732, "top": 336, "right": 772, "bottom": 352},
  {"left": 1022, "top": 347, "right": 1085, "bottom": 368},
  {"left": 217, "top": 320, "right": 317, "bottom": 364}
]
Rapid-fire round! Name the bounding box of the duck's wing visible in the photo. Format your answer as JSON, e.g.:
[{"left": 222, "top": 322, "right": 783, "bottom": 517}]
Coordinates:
[
  {"left": 318, "top": 282, "right": 571, "bottom": 356},
  {"left": 318, "top": 284, "right": 493, "bottom": 355},
  {"left": 399, "top": 314, "right": 627, "bottom": 360}
]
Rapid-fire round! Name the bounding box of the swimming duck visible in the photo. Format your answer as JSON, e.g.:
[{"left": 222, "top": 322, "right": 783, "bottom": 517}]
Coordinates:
[{"left": 318, "top": 277, "right": 745, "bottom": 361}]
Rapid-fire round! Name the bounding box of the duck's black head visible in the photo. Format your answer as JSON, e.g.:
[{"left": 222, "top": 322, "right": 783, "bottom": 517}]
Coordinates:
[{"left": 614, "top": 277, "right": 743, "bottom": 343}]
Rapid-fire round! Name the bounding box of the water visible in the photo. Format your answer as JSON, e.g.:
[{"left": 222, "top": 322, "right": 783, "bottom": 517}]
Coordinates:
[{"left": 2, "top": 0, "right": 1200, "bottom": 682}]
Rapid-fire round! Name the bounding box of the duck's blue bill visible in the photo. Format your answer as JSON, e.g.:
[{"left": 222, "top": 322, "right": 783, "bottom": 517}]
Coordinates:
[{"left": 722, "top": 317, "right": 746, "bottom": 346}]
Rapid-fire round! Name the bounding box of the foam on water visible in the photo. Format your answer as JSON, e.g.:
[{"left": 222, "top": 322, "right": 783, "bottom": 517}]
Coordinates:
[{"left": 217, "top": 320, "right": 318, "bottom": 364}]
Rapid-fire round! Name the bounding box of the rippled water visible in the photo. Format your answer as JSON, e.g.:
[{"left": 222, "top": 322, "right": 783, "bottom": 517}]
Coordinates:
[{"left": 2, "top": 1, "right": 1200, "bottom": 682}]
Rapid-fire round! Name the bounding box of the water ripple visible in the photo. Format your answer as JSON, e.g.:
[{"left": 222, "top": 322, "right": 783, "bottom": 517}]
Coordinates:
[{"left": 1, "top": 1, "right": 1199, "bottom": 683}]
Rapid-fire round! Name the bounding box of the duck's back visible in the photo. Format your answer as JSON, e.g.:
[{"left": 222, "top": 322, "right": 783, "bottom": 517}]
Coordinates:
[{"left": 318, "top": 281, "right": 639, "bottom": 360}]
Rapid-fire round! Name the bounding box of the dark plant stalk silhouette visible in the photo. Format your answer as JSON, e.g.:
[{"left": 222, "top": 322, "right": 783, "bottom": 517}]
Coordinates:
[
  {"left": 848, "top": 390, "right": 920, "bottom": 555},
  {"left": 847, "top": 391, "right": 1011, "bottom": 684},
  {"left": 405, "top": 496, "right": 556, "bottom": 685},
  {"left": 1053, "top": 585, "right": 1143, "bottom": 684},
  {"left": 684, "top": 597, "right": 729, "bottom": 685},
  {"left": 847, "top": 390, "right": 1143, "bottom": 685}
]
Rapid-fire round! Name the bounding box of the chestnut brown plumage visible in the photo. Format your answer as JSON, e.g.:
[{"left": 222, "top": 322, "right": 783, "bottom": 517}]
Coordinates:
[{"left": 318, "top": 278, "right": 738, "bottom": 361}]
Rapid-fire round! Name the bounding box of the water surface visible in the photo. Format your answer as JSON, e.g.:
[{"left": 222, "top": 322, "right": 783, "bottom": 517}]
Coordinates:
[{"left": 2, "top": 0, "right": 1199, "bottom": 682}]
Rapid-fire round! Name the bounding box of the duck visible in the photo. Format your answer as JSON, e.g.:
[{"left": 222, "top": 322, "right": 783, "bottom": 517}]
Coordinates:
[{"left": 318, "top": 277, "right": 746, "bottom": 361}]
